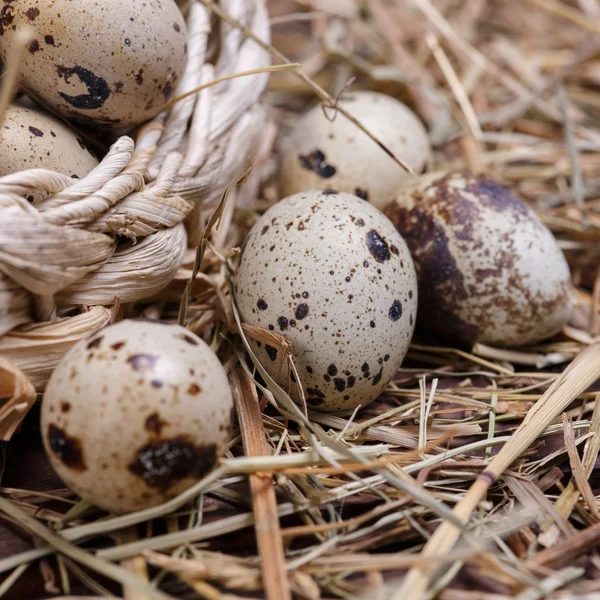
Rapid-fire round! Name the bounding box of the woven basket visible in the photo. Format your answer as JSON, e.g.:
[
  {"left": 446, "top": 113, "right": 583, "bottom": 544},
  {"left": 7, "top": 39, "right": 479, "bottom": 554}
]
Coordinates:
[{"left": 0, "top": 0, "right": 270, "bottom": 432}]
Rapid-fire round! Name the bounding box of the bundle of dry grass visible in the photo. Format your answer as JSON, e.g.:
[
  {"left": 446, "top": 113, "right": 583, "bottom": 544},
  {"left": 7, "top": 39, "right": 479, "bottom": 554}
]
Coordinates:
[{"left": 2, "top": 1, "right": 600, "bottom": 599}]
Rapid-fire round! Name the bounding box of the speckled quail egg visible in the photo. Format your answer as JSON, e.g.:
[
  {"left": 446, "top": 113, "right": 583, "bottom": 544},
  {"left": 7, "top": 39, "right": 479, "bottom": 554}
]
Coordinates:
[
  {"left": 234, "top": 190, "right": 418, "bottom": 413},
  {"left": 0, "top": 0, "right": 187, "bottom": 127},
  {"left": 0, "top": 104, "right": 98, "bottom": 202},
  {"left": 384, "top": 171, "right": 573, "bottom": 348},
  {"left": 41, "top": 320, "right": 234, "bottom": 514},
  {"left": 279, "top": 91, "right": 431, "bottom": 209}
]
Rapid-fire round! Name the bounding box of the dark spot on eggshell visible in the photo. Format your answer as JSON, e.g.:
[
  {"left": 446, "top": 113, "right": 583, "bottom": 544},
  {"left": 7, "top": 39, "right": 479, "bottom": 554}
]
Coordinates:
[
  {"left": 277, "top": 317, "right": 288, "bottom": 331},
  {"left": 307, "top": 388, "right": 325, "bottom": 399},
  {"left": 369, "top": 321, "right": 375, "bottom": 328},
  {"left": 323, "top": 189, "right": 338, "bottom": 195},
  {"left": 465, "top": 177, "right": 529, "bottom": 217},
  {"left": 366, "top": 230, "right": 391, "bottom": 263},
  {"left": 334, "top": 378, "right": 346, "bottom": 392},
  {"left": 347, "top": 376, "right": 356, "bottom": 388},
  {"left": 261, "top": 225, "right": 269, "bottom": 235},
  {"left": 28, "top": 126, "right": 43, "bottom": 137},
  {"left": 47, "top": 425, "right": 86, "bottom": 470},
  {"left": 173, "top": 22, "right": 181, "bottom": 32},
  {"left": 307, "top": 396, "right": 325, "bottom": 406},
  {"left": 151, "top": 380, "right": 163, "bottom": 388},
  {"left": 302, "top": 291, "right": 310, "bottom": 299},
  {"left": 389, "top": 300, "right": 402, "bottom": 321},
  {"left": 306, "top": 366, "right": 313, "bottom": 374},
  {"left": 27, "top": 39, "right": 39, "bottom": 53},
  {"left": 295, "top": 304, "right": 309, "bottom": 320},
  {"left": 145, "top": 412, "right": 167, "bottom": 435},
  {"left": 298, "top": 149, "right": 336, "bottom": 178},
  {"left": 327, "top": 364, "right": 337, "bottom": 376},
  {"left": 355, "top": 218, "right": 365, "bottom": 227},
  {"left": 128, "top": 438, "right": 217, "bottom": 489},
  {"left": 57, "top": 65, "right": 111, "bottom": 110},
  {"left": 355, "top": 188, "right": 369, "bottom": 201},
  {"left": 0, "top": 4, "right": 15, "bottom": 36},
  {"left": 372, "top": 368, "right": 384, "bottom": 386},
  {"left": 188, "top": 383, "right": 202, "bottom": 395},
  {"left": 25, "top": 7, "right": 39, "bottom": 20},
  {"left": 127, "top": 354, "right": 158, "bottom": 372},
  {"left": 265, "top": 345, "right": 278, "bottom": 361},
  {"left": 177, "top": 333, "right": 199, "bottom": 345},
  {"left": 44, "top": 34, "right": 54, "bottom": 45},
  {"left": 163, "top": 82, "right": 174, "bottom": 101},
  {"left": 87, "top": 336, "right": 103, "bottom": 349},
  {"left": 257, "top": 299, "right": 268, "bottom": 311},
  {"left": 111, "top": 341, "right": 126, "bottom": 350},
  {"left": 61, "top": 402, "right": 71, "bottom": 413}
]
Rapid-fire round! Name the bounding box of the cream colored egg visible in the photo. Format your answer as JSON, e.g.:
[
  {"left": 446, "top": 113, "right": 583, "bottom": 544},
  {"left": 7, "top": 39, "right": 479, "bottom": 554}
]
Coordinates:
[
  {"left": 279, "top": 91, "right": 431, "bottom": 209},
  {"left": 235, "top": 190, "right": 418, "bottom": 413},
  {"left": 41, "top": 320, "right": 234, "bottom": 514},
  {"left": 384, "top": 171, "right": 573, "bottom": 347},
  {"left": 0, "top": 0, "right": 187, "bottom": 127},
  {"left": 0, "top": 104, "right": 98, "bottom": 201}
]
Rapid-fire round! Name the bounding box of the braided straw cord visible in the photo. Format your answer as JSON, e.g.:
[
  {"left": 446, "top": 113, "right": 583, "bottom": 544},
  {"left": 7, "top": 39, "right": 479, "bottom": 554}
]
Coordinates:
[{"left": 0, "top": 0, "right": 270, "bottom": 417}]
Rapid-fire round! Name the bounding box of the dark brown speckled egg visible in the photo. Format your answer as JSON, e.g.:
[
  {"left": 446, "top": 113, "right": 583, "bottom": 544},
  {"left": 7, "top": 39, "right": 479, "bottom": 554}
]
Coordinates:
[
  {"left": 0, "top": 0, "right": 187, "bottom": 127},
  {"left": 385, "top": 171, "right": 573, "bottom": 348},
  {"left": 41, "top": 320, "right": 233, "bottom": 514},
  {"left": 0, "top": 104, "right": 98, "bottom": 202},
  {"left": 235, "top": 190, "right": 418, "bottom": 414}
]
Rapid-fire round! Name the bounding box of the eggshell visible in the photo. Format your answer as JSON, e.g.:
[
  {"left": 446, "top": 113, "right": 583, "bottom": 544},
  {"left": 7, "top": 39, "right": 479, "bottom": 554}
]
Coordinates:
[
  {"left": 384, "top": 171, "right": 573, "bottom": 347},
  {"left": 41, "top": 320, "right": 233, "bottom": 514},
  {"left": 0, "top": 104, "right": 98, "bottom": 202},
  {"left": 279, "top": 91, "right": 431, "bottom": 209},
  {"left": 0, "top": 0, "right": 187, "bottom": 127},
  {"left": 234, "top": 190, "right": 418, "bottom": 413}
]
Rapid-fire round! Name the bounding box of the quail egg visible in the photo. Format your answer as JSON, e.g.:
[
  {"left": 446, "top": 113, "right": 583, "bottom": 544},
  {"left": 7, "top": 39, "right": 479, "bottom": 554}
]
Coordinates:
[
  {"left": 279, "top": 91, "right": 431, "bottom": 209},
  {"left": 384, "top": 171, "right": 573, "bottom": 347},
  {"left": 0, "top": 104, "right": 98, "bottom": 202},
  {"left": 41, "top": 320, "right": 234, "bottom": 514},
  {"left": 235, "top": 190, "right": 418, "bottom": 413},
  {"left": 0, "top": 0, "right": 187, "bottom": 127}
]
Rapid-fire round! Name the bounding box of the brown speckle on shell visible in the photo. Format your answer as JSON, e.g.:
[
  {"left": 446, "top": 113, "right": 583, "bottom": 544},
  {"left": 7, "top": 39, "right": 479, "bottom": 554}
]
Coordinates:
[
  {"left": 47, "top": 424, "right": 86, "bottom": 470},
  {"left": 127, "top": 354, "right": 158, "bottom": 372},
  {"left": 128, "top": 438, "right": 217, "bottom": 489}
]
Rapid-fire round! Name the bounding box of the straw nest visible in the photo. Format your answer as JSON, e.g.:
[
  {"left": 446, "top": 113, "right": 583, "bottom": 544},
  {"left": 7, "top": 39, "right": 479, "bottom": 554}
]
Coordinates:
[
  {"left": 0, "top": 0, "right": 270, "bottom": 416},
  {"left": 3, "top": 1, "right": 600, "bottom": 600}
]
